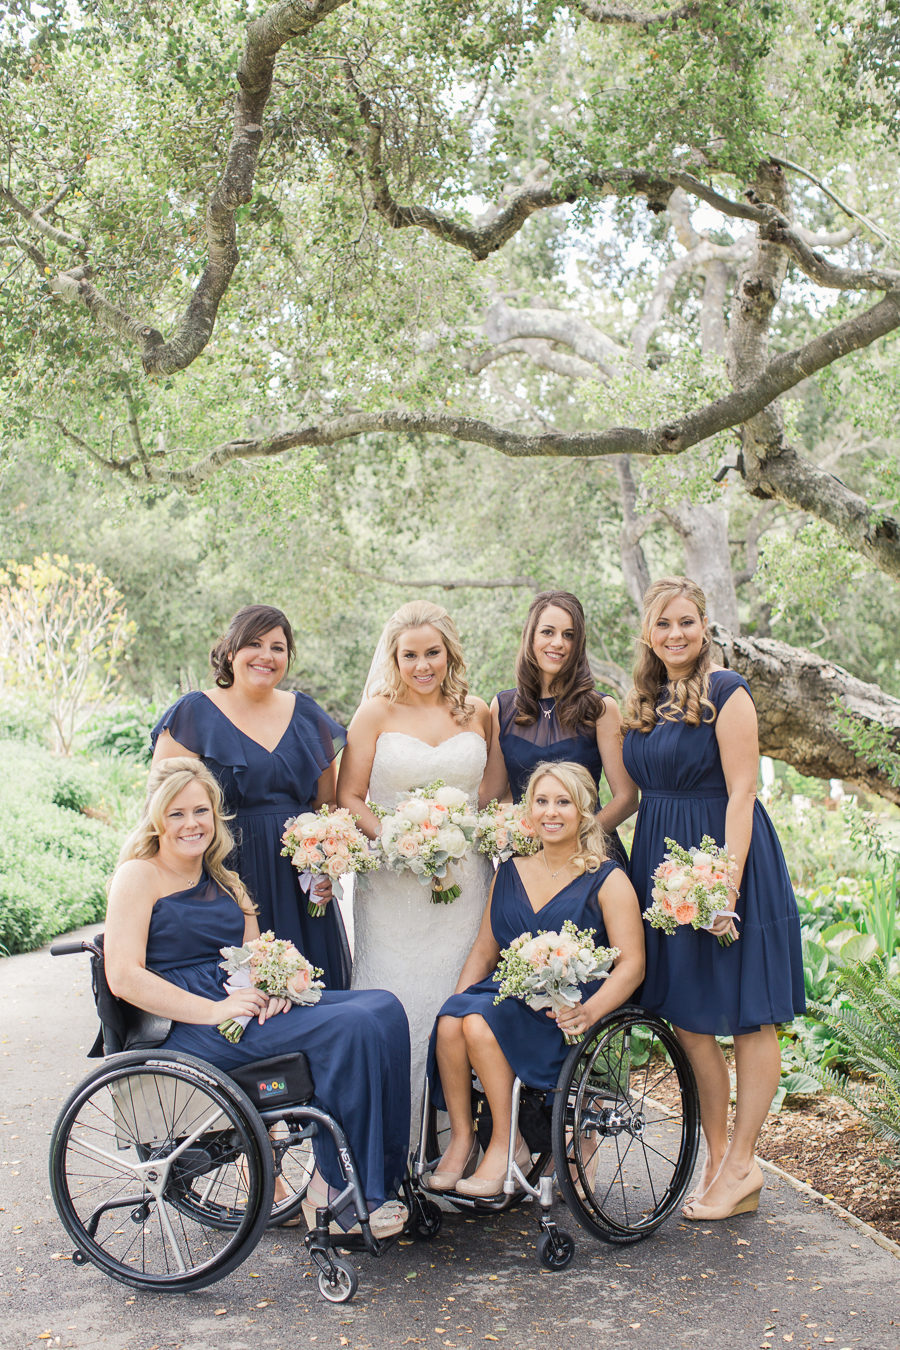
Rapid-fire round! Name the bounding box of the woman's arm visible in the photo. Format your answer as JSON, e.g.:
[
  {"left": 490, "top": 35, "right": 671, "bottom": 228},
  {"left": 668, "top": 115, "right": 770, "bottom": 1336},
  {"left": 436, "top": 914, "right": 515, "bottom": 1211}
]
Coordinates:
[
  {"left": 151, "top": 727, "right": 199, "bottom": 765},
  {"left": 594, "top": 697, "right": 639, "bottom": 833},
  {"left": 313, "top": 761, "right": 338, "bottom": 811},
  {"left": 452, "top": 878, "right": 501, "bottom": 993},
  {"left": 713, "top": 685, "right": 758, "bottom": 935},
  {"left": 335, "top": 700, "right": 384, "bottom": 839},
  {"left": 478, "top": 697, "right": 511, "bottom": 807},
  {"left": 558, "top": 870, "right": 645, "bottom": 1032},
  {"left": 104, "top": 862, "right": 273, "bottom": 1025}
]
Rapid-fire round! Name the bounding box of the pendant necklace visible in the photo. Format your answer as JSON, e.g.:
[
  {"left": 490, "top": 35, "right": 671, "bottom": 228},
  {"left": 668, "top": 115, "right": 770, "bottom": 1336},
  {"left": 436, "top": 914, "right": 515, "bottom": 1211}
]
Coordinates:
[
  {"left": 540, "top": 698, "right": 555, "bottom": 721},
  {"left": 542, "top": 850, "right": 570, "bottom": 881}
]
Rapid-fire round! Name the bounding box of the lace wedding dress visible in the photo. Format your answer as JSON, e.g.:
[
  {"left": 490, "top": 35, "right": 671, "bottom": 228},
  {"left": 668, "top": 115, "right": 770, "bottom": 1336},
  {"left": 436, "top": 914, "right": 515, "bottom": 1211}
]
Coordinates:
[{"left": 351, "top": 731, "right": 491, "bottom": 1133}]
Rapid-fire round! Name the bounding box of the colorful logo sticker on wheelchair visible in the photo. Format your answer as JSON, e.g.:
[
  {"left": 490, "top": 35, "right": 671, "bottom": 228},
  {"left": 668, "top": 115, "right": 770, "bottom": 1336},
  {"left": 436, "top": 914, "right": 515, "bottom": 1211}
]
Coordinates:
[{"left": 256, "top": 1076, "right": 288, "bottom": 1098}]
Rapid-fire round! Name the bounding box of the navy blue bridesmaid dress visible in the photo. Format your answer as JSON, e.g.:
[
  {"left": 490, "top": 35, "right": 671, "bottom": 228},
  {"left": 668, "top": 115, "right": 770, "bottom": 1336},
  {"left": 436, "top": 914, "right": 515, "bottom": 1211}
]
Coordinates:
[
  {"left": 496, "top": 689, "right": 628, "bottom": 863},
  {"left": 147, "top": 874, "right": 410, "bottom": 1207},
  {"left": 428, "top": 856, "right": 621, "bottom": 1104},
  {"left": 623, "top": 670, "right": 805, "bottom": 1036},
  {"left": 151, "top": 691, "right": 351, "bottom": 989}
]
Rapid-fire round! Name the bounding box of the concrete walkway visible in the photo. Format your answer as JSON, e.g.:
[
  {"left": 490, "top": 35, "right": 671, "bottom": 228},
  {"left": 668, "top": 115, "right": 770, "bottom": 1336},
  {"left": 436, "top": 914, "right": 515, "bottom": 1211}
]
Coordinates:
[{"left": 2, "top": 929, "right": 897, "bottom": 1350}]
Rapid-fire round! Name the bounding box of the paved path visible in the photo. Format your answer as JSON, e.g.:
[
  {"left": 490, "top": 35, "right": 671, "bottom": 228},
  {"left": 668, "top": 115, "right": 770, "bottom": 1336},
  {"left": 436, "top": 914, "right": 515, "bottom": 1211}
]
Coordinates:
[{"left": 2, "top": 930, "right": 897, "bottom": 1350}]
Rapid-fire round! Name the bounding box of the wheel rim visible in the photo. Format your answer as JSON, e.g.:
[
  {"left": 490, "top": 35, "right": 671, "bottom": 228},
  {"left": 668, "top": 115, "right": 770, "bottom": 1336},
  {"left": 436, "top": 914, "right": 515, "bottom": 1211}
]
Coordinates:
[
  {"left": 555, "top": 1013, "right": 699, "bottom": 1241},
  {"left": 50, "top": 1057, "right": 273, "bottom": 1290}
]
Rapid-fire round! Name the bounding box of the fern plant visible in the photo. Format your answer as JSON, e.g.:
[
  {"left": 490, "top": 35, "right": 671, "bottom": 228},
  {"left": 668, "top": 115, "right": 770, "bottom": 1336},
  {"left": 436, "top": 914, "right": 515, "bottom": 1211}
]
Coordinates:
[{"left": 810, "top": 957, "right": 900, "bottom": 1163}]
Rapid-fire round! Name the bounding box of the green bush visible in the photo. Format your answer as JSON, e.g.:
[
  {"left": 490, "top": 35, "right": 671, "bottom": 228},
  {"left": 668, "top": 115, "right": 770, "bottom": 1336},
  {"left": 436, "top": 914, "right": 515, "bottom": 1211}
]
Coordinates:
[
  {"left": 85, "top": 699, "right": 162, "bottom": 762},
  {"left": 0, "top": 738, "right": 144, "bottom": 955}
]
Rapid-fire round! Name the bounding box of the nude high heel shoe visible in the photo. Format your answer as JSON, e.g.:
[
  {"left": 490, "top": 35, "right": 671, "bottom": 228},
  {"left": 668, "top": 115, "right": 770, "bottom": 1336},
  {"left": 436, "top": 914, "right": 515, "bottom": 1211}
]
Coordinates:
[{"left": 426, "top": 1137, "right": 480, "bottom": 1192}]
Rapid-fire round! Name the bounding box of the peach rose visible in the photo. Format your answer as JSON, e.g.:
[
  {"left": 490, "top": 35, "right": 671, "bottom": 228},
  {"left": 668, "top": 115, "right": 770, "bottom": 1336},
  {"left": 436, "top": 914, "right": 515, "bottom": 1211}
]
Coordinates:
[{"left": 674, "top": 900, "right": 698, "bottom": 925}]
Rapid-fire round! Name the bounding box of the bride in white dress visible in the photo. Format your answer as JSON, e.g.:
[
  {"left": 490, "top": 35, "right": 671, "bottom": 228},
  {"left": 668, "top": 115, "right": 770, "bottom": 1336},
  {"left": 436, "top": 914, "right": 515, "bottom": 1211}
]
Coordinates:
[{"left": 337, "top": 601, "right": 493, "bottom": 1132}]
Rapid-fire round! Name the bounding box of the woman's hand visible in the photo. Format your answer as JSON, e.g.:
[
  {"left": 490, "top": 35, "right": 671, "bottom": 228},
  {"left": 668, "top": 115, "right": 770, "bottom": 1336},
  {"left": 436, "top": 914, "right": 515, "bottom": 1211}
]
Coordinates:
[
  {"left": 311, "top": 877, "right": 333, "bottom": 908},
  {"left": 216, "top": 986, "right": 270, "bottom": 1024},
  {"left": 552, "top": 1002, "right": 589, "bottom": 1038},
  {"left": 258, "top": 995, "right": 292, "bottom": 1022},
  {"left": 709, "top": 886, "right": 740, "bottom": 942}
]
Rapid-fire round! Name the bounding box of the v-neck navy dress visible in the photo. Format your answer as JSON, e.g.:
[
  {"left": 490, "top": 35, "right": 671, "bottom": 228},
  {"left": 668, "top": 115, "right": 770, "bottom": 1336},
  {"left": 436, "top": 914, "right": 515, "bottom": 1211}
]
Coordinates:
[
  {"left": 427, "top": 856, "right": 620, "bottom": 1105},
  {"left": 148, "top": 873, "right": 409, "bottom": 1206},
  {"left": 151, "top": 690, "right": 350, "bottom": 988},
  {"left": 496, "top": 689, "right": 628, "bottom": 864},
  {"left": 623, "top": 670, "right": 805, "bottom": 1036}
]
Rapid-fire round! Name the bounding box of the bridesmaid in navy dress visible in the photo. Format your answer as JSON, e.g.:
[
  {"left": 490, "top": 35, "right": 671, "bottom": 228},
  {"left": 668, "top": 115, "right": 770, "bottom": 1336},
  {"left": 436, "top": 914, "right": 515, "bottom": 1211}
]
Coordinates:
[
  {"left": 104, "top": 758, "right": 410, "bottom": 1235},
  {"left": 152, "top": 605, "right": 350, "bottom": 989},
  {"left": 479, "top": 591, "right": 637, "bottom": 863},
  {"left": 426, "top": 762, "right": 644, "bottom": 1198},
  {"left": 623, "top": 577, "right": 804, "bottom": 1222}
]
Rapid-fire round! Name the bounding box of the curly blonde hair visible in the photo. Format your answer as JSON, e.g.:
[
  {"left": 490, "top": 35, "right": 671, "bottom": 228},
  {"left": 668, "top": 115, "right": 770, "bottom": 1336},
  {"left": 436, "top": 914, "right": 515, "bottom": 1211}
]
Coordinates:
[
  {"left": 522, "top": 761, "right": 609, "bottom": 873},
  {"left": 116, "top": 758, "right": 255, "bottom": 915},
  {"left": 368, "top": 600, "right": 472, "bottom": 722},
  {"left": 623, "top": 576, "right": 716, "bottom": 734}
]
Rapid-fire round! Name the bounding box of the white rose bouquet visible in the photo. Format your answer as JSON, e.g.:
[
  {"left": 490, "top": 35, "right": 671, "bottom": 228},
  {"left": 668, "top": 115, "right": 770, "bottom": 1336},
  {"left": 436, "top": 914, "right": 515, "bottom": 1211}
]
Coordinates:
[
  {"left": 217, "top": 931, "right": 324, "bottom": 1042},
  {"left": 475, "top": 800, "right": 540, "bottom": 862},
  {"left": 281, "top": 804, "right": 379, "bottom": 916},
  {"left": 493, "top": 919, "right": 619, "bottom": 1044},
  {"left": 373, "top": 778, "right": 478, "bottom": 904}
]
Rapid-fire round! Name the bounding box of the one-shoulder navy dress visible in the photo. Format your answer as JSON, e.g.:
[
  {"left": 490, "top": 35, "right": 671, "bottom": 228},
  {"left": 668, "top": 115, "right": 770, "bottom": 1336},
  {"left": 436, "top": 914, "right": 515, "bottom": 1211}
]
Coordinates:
[
  {"left": 147, "top": 874, "right": 410, "bottom": 1206},
  {"left": 496, "top": 689, "right": 628, "bottom": 863},
  {"left": 427, "top": 857, "right": 620, "bottom": 1105},
  {"left": 151, "top": 690, "right": 350, "bottom": 989},
  {"left": 623, "top": 670, "right": 805, "bottom": 1036}
]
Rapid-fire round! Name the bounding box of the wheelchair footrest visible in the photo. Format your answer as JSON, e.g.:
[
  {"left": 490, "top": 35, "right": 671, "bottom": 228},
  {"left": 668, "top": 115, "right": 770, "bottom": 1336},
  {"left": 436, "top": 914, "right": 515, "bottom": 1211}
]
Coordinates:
[{"left": 228, "top": 1053, "right": 314, "bottom": 1107}]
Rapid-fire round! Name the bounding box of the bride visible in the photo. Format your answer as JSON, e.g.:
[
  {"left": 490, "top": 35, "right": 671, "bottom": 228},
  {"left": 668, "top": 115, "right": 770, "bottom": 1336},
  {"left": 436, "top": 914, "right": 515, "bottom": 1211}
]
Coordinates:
[{"left": 337, "top": 601, "right": 492, "bottom": 1129}]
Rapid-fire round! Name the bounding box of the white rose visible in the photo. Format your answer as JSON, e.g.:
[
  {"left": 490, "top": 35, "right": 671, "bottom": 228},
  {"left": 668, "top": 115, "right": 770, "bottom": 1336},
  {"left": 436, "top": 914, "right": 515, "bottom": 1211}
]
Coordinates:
[
  {"left": 434, "top": 785, "right": 469, "bottom": 809},
  {"left": 295, "top": 812, "right": 319, "bottom": 830},
  {"left": 399, "top": 797, "right": 430, "bottom": 824},
  {"left": 436, "top": 825, "right": 468, "bottom": 857}
]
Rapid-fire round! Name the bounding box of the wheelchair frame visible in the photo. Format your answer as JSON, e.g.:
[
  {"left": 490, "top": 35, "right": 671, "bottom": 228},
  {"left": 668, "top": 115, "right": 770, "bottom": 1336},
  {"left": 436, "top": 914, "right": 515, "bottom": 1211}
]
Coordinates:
[{"left": 412, "top": 1003, "right": 700, "bottom": 1269}]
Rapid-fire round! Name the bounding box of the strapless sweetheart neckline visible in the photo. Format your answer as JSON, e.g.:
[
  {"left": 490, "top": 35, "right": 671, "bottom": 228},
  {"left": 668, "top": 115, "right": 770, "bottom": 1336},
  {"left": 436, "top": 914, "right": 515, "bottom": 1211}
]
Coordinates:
[{"left": 375, "top": 730, "right": 487, "bottom": 751}]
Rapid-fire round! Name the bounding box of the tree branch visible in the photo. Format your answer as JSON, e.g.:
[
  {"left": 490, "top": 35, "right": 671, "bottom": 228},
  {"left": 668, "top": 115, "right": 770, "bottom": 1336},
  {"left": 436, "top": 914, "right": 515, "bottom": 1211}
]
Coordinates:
[
  {"left": 568, "top": 1, "right": 700, "bottom": 26},
  {"left": 770, "top": 156, "right": 898, "bottom": 250},
  {"left": 346, "top": 567, "right": 540, "bottom": 591},
  {"left": 0, "top": 184, "right": 86, "bottom": 251}
]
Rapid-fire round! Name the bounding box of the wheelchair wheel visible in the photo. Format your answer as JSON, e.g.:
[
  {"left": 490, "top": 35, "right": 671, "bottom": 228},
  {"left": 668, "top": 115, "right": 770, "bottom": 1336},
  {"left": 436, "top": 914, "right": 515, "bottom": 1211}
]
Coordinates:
[
  {"left": 317, "top": 1256, "right": 358, "bottom": 1303},
  {"left": 552, "top": 1008, "right": 699, "bottom": 1244},
  {"left": 49, "top": 1051, "right": 275, "bottom": 1291}
]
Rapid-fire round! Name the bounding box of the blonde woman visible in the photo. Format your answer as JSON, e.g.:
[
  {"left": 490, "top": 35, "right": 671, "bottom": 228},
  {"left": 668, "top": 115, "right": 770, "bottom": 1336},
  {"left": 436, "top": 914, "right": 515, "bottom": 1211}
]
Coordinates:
[
  {"left": 337, "top": 601, "right": 492, "bottom": 1128},
  {"left": 622, "top": 577, "right": 804, "bottom": 1222},
  {"left": 424, "top": 762, "right": 644, "bottom": 1197},
  {"left": 104, "top": 758, "right": 411, "bottom": 1237}
]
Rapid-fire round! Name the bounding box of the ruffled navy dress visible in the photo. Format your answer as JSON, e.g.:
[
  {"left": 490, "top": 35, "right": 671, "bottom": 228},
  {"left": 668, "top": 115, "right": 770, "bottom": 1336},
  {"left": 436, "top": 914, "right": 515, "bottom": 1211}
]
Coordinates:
[
  {"left": 623, "top": 670, "right": 805, "bottom": 1036},
  {"left": 496, "top": 689, "right": 628, "bottom": 863},
  {"left": 428, "top": 857, "right": 620, "bottom": 1105},
  {"left": 151, "top": 691, "right": 350, "bottom": 988},
  {"left": 147, "top": 874, "right": 410, "bottom": 1206}
]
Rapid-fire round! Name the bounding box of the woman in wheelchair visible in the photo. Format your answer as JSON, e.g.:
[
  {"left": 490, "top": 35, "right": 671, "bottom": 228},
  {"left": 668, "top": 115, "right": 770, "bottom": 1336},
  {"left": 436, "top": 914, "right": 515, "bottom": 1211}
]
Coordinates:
[
  {"left": 426, "top": 761, "right": 645, "bottom": 1198},
  {"left": 104, "top": 757, "right": 411, "bottom": 1238}
]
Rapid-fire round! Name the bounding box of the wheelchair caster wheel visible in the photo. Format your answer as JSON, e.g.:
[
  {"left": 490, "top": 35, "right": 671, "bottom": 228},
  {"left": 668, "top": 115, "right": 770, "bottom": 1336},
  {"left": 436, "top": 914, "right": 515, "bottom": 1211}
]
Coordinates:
[
  {"left": 72, "top": 1250, "right": 87, "bottom": 1266},
  {"left": 317, "top": 1257, "right": 359, "bottom": 1303},
  {"left": 538, "top": 1229, "right": 575, "bottom": 1270},
  {"left": 410, "top": 1198, "right": 442, "bottom": 1240}
]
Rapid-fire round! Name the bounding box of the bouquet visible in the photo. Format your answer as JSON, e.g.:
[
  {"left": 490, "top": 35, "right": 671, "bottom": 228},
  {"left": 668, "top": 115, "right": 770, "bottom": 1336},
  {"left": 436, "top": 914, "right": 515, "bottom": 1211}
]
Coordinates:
[
  {"left": 645, "top": 836, "right": 739, "bottom": 947},
  {"left": 282, "top": 805, "right": 379, "bottom": 916},
  {"left": 217, "top": 931, "right": 324, "bottom": 1042},
  {"left": 373, "top": 779, "right": 478, "bottom": 904},
  {"left": 475, "top": 800, "right": 540, "bottom": 862},
  {"left": 493, "top": 919, "right": 619, "bottom": 1044}
]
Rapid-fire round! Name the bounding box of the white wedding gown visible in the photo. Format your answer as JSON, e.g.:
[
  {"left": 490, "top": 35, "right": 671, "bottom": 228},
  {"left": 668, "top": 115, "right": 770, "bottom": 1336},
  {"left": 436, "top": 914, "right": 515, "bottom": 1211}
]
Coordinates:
[{"left": 351, "top": 731, "right": 491, "bottom": 1135}]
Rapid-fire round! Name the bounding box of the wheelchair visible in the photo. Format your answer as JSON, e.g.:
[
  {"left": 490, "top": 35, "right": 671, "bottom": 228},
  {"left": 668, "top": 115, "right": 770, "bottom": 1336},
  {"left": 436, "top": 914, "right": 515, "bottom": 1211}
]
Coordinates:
[
  {"left": 48, "top": 935, "right": 440, "bottom": 1303},
  {"left": 412, "top": 1004, "right": 700, "bottom": 1269}
]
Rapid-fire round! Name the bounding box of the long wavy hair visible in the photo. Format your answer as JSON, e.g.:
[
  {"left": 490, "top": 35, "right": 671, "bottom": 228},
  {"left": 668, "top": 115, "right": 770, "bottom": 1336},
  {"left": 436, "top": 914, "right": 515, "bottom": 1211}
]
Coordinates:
[
  {"left": 368, "top": 600, "right": 472, "bottom": 722},
  {"left": 210, "top": 604, "right": 296, "bottom": 689},
  {"left": 623, "top": 576, "right": 716, "bottom": 733},
  {"left": 514, "top": 591, "right": 605, "bottom": 730},
  {"left": 116, "top": 758, "right": 255, "bottom": 914},
  {"left": 522, "top": 760, "right": 609, "bottom": 873}
]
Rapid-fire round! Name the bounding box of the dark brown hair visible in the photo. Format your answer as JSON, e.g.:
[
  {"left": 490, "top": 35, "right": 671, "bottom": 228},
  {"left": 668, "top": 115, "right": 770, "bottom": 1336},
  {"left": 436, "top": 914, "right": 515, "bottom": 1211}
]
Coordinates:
[
  {"left": 210, "top": 605, "right": 296, "bottom": 689},
  {"left": 514, "top": 591, "right": 605, "bottom": 731}
]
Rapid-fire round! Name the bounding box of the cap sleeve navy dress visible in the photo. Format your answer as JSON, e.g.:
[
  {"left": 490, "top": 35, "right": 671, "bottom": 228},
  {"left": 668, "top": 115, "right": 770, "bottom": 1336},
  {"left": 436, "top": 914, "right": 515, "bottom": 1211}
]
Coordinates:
[
  {"left": 151, "top": 690, "right": 350, "bottom": 988},
  {"left": 496, "top": 688, "right": 627, "bottom": 863},
  {"left": 427, "top": 856, "right": 621, "bottom": 1105},
  {"left": 623, "top": 669, "right": 805, "bottom": 1036},
  {"left": 146, "top": 873, "right": 410, "bottom": 1208}
]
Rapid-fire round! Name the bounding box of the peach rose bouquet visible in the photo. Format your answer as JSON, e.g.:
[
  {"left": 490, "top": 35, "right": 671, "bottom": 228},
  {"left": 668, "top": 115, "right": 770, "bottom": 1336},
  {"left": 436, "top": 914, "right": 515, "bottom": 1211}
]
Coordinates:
[
  {"left": 646, "top": 836, "right": 739, "bottom": 947},
  {"left": 281, "top": 805, "right": 379, "bottom": 916},
  {"left": 217, "top": 931, "right": 324, "bottom": 1042},
  {"left": 493, "top": 920, "right": 619, "bottom": 1044},
  {"left": 476, "top": 800, "right": 540, "bottom": 862},
  {"left": 373, "top": 779, "right": 478, "bottom": 904}
]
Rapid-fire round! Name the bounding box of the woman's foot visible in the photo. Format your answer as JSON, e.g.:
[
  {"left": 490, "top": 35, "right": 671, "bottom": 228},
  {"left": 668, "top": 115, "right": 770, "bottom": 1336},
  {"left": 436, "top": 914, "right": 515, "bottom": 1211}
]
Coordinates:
[
  {"left": 682, "top": 1160, "right": 764, "bottom": 1221},
  {"left": 427, "top": 1134, "right": 479, "bottom": 1192},
  {"left": 455, "top": 1138, "right": 531, "bottom": 1199},
  {"left": 683, "top": 1151, "right": 724, "bottom": 1208},
  {"left": 366, "top": 1199, "right": 408, "bottom": 1238}
]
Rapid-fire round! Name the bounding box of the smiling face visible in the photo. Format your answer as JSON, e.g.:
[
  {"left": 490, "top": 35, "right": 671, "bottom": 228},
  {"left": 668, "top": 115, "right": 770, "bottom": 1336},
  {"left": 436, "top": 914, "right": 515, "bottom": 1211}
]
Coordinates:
[
  {"left": 394, "top": 624, "right": 449, "bottom": 698},
  {"left": 648, "top": 595, "right": 708, "bottom": 678},
  {"left": 531, "top": 605, "right": 576, "bottom": 688},
  {"left": 529, "top": 773, "right": 580, "bottom": 850},
  {"left": 159, "top": 780, "right": 215, "bottom": 864},
  {"left": 230, "top": 625, "right": 289, "bottom": 692}
]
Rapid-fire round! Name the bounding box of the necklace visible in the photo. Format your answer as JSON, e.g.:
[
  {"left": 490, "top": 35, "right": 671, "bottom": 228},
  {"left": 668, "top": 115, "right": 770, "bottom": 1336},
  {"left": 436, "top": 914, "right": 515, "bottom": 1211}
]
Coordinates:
[
  {"left": 542, "top": 850, "right": 571, "bottom": 881},
  {"left": 540, "top": 698, "right": 555, "bottom": 721}
]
